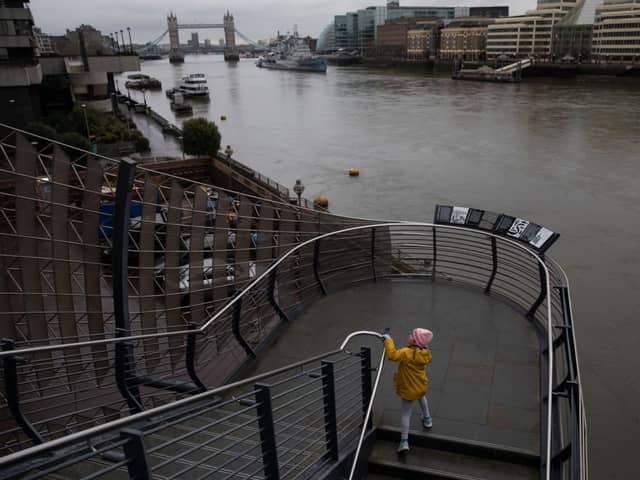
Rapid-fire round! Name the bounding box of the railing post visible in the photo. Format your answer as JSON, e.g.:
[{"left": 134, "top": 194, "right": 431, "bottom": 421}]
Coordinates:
[
  {"left": 121, "top": 427, "right": 151, "bottom": 480},
  {"left": 269, "top": 267, "right": 289, "bottom": 323},
  {"left": 321, "top": 361, "right": 339, "bottom": 461},
  {"left": 313, "top": 239, "right": 327, "bottom": 296},
  {"left": 232, "top": 296, "right": 256, "bottom": 358},
  {"left": 431, "top": 227, "right": 437, "bottom": 281},
  {"left": 186, "top": 323, "right": 206, "bottom": 393},
  {"left": 360, "top": 347, "right": 373, "bottom": 429},
  {"left": 1, "top": 339, "right": 44, "bottom": 445},
  {"left": 255, "top": 383, "right": 280, "bottom": 480},
  {"left": 112, "top": 159, "right": 143, "bottom": 413},
  {"left": 371, "top": 228, "right": 377, "bottom": 282},
  {"left": 484, "top": 236, "right": 498, "bottom": 294},
  {"left": 526, "top": 260, "right": 548, "bottom": 318},
  {"left": 115, "top": 341, "right": 142, "bottom": 413},
  {"left": 113, "top": 158, "right": 136, "bottom": 334}
]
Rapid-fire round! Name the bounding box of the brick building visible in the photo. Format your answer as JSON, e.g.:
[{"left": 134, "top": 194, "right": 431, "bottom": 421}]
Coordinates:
[
  {"left": 439, "top": 18, "right": 494, "bottom": 61},
  {"left": 376, "top": 17, "right": 439, "bottom": 57},
  {"left": 407, "top": 21, "right": 442, "bottom": 60}
]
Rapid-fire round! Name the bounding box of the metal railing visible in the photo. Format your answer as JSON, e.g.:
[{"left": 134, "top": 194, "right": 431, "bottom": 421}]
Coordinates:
[
  {"left": 0, "top": 124, "right": 368, "bottom": 454},
  {"left": 0, "top": 221, "right": 587, "bottom": 480},
  {"left": 0, "top": 332, "right": 380, "bottom": 480},
  {"left": 0, "top": 124, "right": 586, "bottom": 479}
]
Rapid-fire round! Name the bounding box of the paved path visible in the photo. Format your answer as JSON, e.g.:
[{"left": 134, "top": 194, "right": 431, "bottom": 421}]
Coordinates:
[{"left": 242, "top": 279, "right": 540, "bottom": 452}]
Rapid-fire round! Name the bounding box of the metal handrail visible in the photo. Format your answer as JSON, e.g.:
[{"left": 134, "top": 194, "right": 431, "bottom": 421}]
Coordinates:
[
  {"left": 0, "top": 222, "right": 544, "bottom": 359},
  {"left": 0, "top": 222, "right": 567, "bottom": 477},
  {"left": 340, "top": 331, "right": 385, "bottom": 480},
  {"left": 0, "top": 330, "right": 375, "bottom": 470}
]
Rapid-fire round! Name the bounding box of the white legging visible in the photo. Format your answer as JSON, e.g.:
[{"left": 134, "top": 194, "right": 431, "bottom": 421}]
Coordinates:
[{"left": 400, "top": 396, "right": 431, "bottom": 440}]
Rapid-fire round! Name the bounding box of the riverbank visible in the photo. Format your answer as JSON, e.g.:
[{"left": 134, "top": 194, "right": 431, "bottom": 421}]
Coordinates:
[{"left": 351, "top": 56, "right": 640, "bottom": 77}]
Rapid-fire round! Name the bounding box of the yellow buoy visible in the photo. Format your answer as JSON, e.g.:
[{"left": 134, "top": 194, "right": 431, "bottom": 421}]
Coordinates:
[
  {"left": 313, "top": 195, "right": 329, "bottom": 209},
  {"left": 348, "top": 167, "right": 360, "bottom": 177},
  {"left": 220, "top": 115, "right": 227, "bottom": 121}
]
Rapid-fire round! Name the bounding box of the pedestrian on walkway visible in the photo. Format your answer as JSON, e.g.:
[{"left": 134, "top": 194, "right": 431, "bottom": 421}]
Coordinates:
[{"left": 382, "top": 328, "right": 434, "bottom": 454}]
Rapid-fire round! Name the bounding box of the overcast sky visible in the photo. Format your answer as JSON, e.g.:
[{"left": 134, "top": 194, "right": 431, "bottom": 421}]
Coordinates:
[{"left": 30, "top": 0, "right": 534, "bottom": 43}]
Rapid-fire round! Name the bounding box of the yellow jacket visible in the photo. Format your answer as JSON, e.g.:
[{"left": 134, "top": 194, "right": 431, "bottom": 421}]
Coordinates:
[{"left": 384, "top": 337, "right": 432, "bottom": 401}]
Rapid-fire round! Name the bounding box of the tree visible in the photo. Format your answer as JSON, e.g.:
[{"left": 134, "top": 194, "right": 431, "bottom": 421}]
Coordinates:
[{"left": 182, "top": 118, "right": 221, "bottom": 157}]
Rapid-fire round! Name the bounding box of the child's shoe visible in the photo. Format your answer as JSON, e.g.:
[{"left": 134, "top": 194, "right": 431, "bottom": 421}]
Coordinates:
[
  {"left": 397, "top": 439, "right": 409, "bottom": 453},
  {"left": 423, "top": 415, "right": 433, "bottom": 429}
]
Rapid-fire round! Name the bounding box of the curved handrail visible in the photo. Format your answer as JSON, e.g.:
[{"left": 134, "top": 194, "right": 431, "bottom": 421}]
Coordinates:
[
  {"left": 0, "top": 221, "right": 579, "bottom": 480},
  {"left": 0, "top": 222, "right": 548, "bottom": 358},
  {"left": 341, "top": 331, "right": 385, "bottom": 480},
  {"left": 0, "top": 330, "right": 378, "bottom": 469}
]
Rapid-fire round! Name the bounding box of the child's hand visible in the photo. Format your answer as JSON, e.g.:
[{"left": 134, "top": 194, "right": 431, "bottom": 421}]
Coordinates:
[{"left": 381, "top": 328, "right": 391, "bottom": 340}]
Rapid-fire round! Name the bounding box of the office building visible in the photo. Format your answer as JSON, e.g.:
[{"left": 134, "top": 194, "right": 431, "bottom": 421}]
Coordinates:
[
  {"left": 333, "top": 2, "right": 507, "bottom": 53},
  {"left": 486, "top": 0, "right": 578, "bottom": 59},
  {"left": 0, "top": 0, "right": 43, "bottom": 127},
  {"left": 592, "top": 0, "right": 640, "bottom": 62}
]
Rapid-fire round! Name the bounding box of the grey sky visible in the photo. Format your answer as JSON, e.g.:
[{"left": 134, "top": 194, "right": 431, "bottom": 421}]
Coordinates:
[{"left": 30, "top": 0, "right": 534, "bottom": 44}]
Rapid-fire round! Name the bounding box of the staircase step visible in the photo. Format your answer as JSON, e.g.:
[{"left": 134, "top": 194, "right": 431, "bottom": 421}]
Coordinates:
[
  {"left": 376, "top": 426, "right": 539, "bottom": 466},
  {"left": 368, "top": 437, "right": 539, "bottom": 480}
]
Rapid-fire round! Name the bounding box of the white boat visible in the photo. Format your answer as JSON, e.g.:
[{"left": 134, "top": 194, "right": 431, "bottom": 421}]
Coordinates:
[
  {"left": 178, "top": 73, "right": 210, "bottom": 98},
  {"left": 170, "top": 92, "right": 193, "bottom": 115}
]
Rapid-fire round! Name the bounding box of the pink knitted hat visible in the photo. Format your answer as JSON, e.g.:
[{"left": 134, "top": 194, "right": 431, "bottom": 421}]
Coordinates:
[{"left": 412, "top": 328, "right": 433, "bottom": 348}]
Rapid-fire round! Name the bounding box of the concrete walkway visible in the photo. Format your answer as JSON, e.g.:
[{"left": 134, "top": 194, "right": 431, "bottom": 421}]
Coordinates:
[{"left": 242, "top": 279, "right": 541, "bottom": 452}]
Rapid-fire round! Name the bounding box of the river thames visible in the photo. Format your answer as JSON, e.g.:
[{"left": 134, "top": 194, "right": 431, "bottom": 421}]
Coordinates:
[{"left": 119, "top": 56, "right": 639, "bottom": 478}]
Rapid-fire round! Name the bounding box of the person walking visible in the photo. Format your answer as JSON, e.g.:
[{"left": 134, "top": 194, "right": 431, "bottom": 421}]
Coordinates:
[{"left": 382, "top": 328, "right": 434, "bottom": 454}]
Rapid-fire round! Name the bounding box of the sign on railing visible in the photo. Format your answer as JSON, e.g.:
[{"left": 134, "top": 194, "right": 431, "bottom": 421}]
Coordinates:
[{"left": 434, "top": 205, "right": 560, "bottom": 254}]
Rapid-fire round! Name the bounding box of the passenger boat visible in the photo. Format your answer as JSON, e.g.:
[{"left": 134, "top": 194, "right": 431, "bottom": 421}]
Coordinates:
[
  {"left": 177, "top": 73, "right": 210, "bottom": 98},
  {"left": 124, "top": 73, "right": 162, "bottom": 90}
]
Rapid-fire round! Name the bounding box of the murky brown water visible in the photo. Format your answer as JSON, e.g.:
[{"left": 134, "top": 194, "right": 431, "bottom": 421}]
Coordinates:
[{"left": 119, "top": 56, "right": 640, "bottom": 477}]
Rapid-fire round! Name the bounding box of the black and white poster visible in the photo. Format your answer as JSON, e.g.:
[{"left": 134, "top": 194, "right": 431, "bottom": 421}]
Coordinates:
[
  {"left": 507, "top": 218, "right": 530, "bottom": 239},
  {"left": 529, "top": 227, "right": 554, "bottom": 249},
  {"left": 450, "top": 206, "right": 469, "bottom": 225}
]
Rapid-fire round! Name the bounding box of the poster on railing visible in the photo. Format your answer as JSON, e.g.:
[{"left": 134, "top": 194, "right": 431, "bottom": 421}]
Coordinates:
[{"left": 434, "top": 205, "right": 559, "bottom": 254}]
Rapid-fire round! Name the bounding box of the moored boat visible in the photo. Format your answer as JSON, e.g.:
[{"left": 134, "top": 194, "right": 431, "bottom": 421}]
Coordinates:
[
  {"left": 178, "top": 73, "right": 210, "bottom": 98},
  {"left": 125, "top": 73, "right": 162, "bottom": 90},
  {"left": 256, "top": 36, "right": 327, "bottom": 73}
]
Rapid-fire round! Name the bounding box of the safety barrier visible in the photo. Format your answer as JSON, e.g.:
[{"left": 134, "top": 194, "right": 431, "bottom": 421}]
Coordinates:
[{"left": 0, "top": 124, "right": 586, "bottom": 479}]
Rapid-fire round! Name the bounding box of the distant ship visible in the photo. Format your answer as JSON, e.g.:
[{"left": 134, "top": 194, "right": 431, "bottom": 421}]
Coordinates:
[{"left": 256, "top": 36, "right": 327, "bottom": 73}]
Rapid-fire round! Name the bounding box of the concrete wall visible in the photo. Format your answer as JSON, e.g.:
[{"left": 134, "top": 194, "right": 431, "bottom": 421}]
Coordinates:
[
  {"left": 87, "top": 54, "right": 140, "bottom": 73},
  {"left": 0, "top": 86, "right": 41, "bottom": 127},
  {"left": 0, "top": 64, "right": 42, "bottom": 87}
]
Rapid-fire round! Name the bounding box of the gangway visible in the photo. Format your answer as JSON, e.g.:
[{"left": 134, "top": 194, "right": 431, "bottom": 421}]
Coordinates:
[{"left": 495, "top": 57, "right": 534, "bottom": 74}]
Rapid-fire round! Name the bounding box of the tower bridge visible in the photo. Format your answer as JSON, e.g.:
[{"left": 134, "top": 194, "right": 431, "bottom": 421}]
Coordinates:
[{"left": 138, "top": 11, "right": 261, "bottom": 63}]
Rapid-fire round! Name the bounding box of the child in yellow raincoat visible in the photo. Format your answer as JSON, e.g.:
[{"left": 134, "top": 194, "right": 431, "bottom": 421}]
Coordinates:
[{"left": 383, "top": 328, "right": 433, "bottom": 453}]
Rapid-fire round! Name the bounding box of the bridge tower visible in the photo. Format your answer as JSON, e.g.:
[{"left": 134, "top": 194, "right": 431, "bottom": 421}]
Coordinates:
[
  {"left": 168, "top": 12, "right": 184, "bottom": 64},
  {"left": 223, "top": 11, "right": 239, "bottom": 62}
]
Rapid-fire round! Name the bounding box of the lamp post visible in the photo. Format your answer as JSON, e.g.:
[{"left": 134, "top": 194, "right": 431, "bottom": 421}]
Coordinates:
[
  {"left": 178, "top": 136, "right": 184, "bottom": 159},
  {"left": 293, "top": 179, "right": 305, "bottom": 207},
  {"left": 120, "top": 30, "right": 126, "bottom": 53},
  {"left": 127, "top": 27, "right": 133, "bottom": 53},
  {"left": 81, "top": 104, "right": 91, "bottom": 140},
  {"left": 224, "top": 145, "right": 234, "bottom": 189}
]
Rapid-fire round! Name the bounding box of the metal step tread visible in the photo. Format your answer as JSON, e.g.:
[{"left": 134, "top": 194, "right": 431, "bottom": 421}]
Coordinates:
[
  {"left": 368, "top": 439, "right": 538, "bottom": 480},
  {"left": 375, "top": 426, "right": 539, "bottom": 466}
]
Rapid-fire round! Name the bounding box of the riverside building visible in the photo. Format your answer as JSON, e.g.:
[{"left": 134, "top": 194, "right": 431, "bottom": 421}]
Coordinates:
[
  {"left": 406, "top": 21, "right": 442, "bottom": 60},
  {"left": 486, "top": 0, "right": 579, "bottom": 59},
  {"left": 333, "top": 1, "right": 507, "bottom": 53},
  {"left": 439, "top": 18, "right": 495, "bottom": 61},
  {"left": 592, "top": 0, "right": 640, "bottom": 62},
  {"left": 0, "top": 0, "right": 43, "bottom": 126}
]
